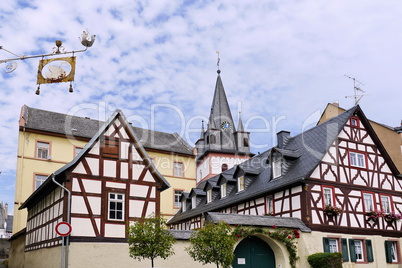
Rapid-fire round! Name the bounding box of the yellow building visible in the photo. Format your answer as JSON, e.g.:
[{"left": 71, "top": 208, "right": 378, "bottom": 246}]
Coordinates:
[
  {"left": 318, "top": 102, "right": 402, "bottom": 172},
  {"left": 13, "top": 105, "right": 196, "bottom": 233}
]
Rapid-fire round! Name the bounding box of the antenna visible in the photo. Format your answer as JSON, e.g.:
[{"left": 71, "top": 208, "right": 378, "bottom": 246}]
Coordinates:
[{"left": 344, "top": 75, "right": 366, "bottom": 105}]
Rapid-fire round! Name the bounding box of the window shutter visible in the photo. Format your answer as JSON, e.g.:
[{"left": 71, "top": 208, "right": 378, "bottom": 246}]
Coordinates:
[
  {"left": 323, "top": 237, "right": 330, "bottom": 253},
  {"left": 349, "top": 239, "right": 356, "bottom": 262},
  {"left": 366, "top": 240, "right": 374, "bottom": 262},
  {"left": 341, "top": 238, "right": 349, "bottom": 262},
  {"left": 385, "top": 241, "right": 393, "bottom": 263}
]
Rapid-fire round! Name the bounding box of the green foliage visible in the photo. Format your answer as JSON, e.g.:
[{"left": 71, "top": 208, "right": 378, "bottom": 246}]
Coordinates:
[
  {"left": 186, "top": 221, "right": 237, "bottom": 268},
  {"left": 2, "top": 259, "right": 8, "bottom": 268},
  {"left": 127, "top": 214, "right": 175, "bottom": 268},
  {"left": 307, "top": 252, "right": 342, "bottom": 268},
  {"left": 232, "top": 225, "right": 300, "bottom": 268}
]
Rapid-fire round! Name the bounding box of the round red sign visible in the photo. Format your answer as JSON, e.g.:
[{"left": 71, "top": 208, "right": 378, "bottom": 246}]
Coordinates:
[{"left": 55, "top": 222, "right": 72, "bottom": 236}]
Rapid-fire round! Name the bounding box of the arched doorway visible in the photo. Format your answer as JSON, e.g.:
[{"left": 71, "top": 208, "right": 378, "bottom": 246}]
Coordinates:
[{"left": 233, "top": 236, "right": 275, "bottom": 268}]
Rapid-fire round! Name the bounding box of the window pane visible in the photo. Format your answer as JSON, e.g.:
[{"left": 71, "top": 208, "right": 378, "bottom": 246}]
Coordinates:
[
  {"left": 174, "top": 162, "right": 183, "bottom": 177},
  {"left": 382, "top": 196, "right": 391, "bottom": 213},
  {"left": 324, "top": 188, "right": 333, "bottom": 206},
  {"left": 364, "top": 193, "right": 373, "bottom": 211},
  {"left": 329, "top": 239, "right": 338, "bottom": 253},
  {"left": 391, "top": 242, "right": 398, "bottom": 262},
  {"left": 355, "top": 241, "right": 364, "bottom": 261}
]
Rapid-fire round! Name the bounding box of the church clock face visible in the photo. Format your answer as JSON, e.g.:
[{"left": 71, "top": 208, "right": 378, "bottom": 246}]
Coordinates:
[{"left": 221, "top": 121, "right": 232, "bottom": 130}]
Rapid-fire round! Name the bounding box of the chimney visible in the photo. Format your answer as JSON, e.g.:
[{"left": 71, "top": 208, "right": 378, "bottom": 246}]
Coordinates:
[
  {"left": 4, "top": 203, "right": 8, "bottom": 219},
  {"left": 332, "top": 102, "right": 339, "bottom": 107},
  {"left": 277, "top": 130, "right": 290, "bottom": 148}
]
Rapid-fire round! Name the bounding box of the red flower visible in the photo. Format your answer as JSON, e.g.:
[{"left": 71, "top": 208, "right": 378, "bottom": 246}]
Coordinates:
[
  {"left": 272, "top": 225, "right": 277, "bottom": 228},
  {"left": 287, "top": 236, "right": 292, "bottom": 239}
]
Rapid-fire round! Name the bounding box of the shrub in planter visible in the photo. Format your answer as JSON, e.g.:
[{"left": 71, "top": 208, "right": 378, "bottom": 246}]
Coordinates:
[{"left": 307, "top": 252, "right": 342, "bottom": 268}]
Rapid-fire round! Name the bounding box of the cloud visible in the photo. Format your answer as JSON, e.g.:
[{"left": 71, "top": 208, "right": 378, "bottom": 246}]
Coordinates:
[{"left": 1, "top": 0, "right": 402, "bottom": 213}]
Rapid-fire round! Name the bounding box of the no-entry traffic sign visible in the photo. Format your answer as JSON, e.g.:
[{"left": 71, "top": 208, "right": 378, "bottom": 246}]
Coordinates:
[{"left": 55, "top": 222, "right": 72, "bottom": 236}]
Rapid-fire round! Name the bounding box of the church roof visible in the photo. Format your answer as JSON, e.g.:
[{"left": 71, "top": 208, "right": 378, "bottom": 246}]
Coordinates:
[
  {"left": 20, "top": 105, "right": 194, "bottom": 156},
  {"left": 169, "top": 106, "right": 401, "bottom": 224}
]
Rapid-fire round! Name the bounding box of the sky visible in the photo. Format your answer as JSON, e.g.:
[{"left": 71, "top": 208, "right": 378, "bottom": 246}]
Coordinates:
[{"left": 1, "top": 0, "right": 402, "bottom": 215}]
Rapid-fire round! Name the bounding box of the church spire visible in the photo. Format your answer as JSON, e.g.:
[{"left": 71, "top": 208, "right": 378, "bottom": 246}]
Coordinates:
[
  {"left": 237, "top": 111, "right": 244, "bottom": 132},
  {"left": 199, "top": 120, "right": 205, "bottom": 139}
]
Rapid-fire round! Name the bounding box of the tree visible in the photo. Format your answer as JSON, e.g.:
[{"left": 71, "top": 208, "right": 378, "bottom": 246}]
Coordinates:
[
  {"left": 127, "top": 214, "right": 175, "bottom": 267},
  {"left": 186, "top": 221, "right": 237, "bottom": 268}
]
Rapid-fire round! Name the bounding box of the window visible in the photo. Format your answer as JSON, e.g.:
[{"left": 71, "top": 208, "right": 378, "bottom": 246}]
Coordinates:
[
  {"left": 35, "top": 174, "right": 47, "bottom": 190},
  {"left": 75, "top": 147, "right": 83, "bottom": 157},
  {"left": 237, "top": 176, "right": 245, "bottom": 192},
  {"left": 221, "top": 164, "right": 228, "bottom": 172},
  {"left": 349, "top": 151, "right": 366, "bottom": 168},
  {"left": 174, "top": 190, "right": 183, "bottom": 208},
  {"left": 381, "top": 195, "right": 392, "bottom": 213},
  {"left": 243, "top": 138, "right": 249, "bottom": 147},
  {"left": 354, "top": 240, "right": 364, "bottom": 262},
  {"left": 174, "top": 162, "right": 183, "bottom": 177},
  {"left": 182, "top": 199, "right": 187, "bottom": 212},
  {"left": 210, "top": 135, "right": 216, "bottom": 144},
  {"left": 323, "top": 186, "right": 334, "bottom": 207},
  {"left": 108, "top": 193, "right": 124, "bottom": 220},
  {"left": 103, "top": 138, "right": 119, "bottom": 158},
  {"left": 266, "top": 196, "right": 274, "bottom": 215},
  {"left": 363, "top": 193, "right": 375, "bottom": 212},
  {"left": 385, "top": 241, "right": 400, "bottom": 263},
  {"left": 349, "top": 239, "right": 374, "bottom": 263},
  {"left": 324, "top": 238, "right": 349, "bottom": 261},
  {"left": 36, "top": 142, "right": 50, "bottom": 159},
  {"left": 220, "top": 183, "right": 227, "bottom": 198},
  {"left": 207, "top": 189, "right": 212, "bottom": 203},
  {"left": 350, "top": 117, "right": 360, "bottom": 127},
  {"left": 191, "top": 196, "right": 197, "bottom": 209},
  {"left": 272, "top": 155, "right": 282, "bottom": 178}
]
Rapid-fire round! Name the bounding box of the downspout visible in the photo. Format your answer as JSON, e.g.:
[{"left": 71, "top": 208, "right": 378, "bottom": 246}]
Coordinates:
[{"left": 52, "top": 174, "right": 71, "bottom": 268}]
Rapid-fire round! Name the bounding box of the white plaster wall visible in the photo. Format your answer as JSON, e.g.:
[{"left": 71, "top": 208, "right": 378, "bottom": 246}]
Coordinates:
[{"left": 104, "top": 160, "right": 116, "bottom": 177}]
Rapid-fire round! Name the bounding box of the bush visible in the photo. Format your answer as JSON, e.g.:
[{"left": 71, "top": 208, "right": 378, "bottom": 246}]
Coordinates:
[
  {"left": 307, "top": 252, "right": 342, "bottom": 268},
  {"left": 2, "top": 259, "right": 8, "bottom": 268}
]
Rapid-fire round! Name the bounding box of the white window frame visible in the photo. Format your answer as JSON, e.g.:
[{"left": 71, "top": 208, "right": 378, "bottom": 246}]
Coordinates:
[
  {"left": 174, "top": 190, "right": 183, "bottom": 208},
  {"left": 350, "top": 151, "right": 366, "bottom": 168},
  {"left": 329, "top": 239, "right": 339, "bottom": 253},
  {"left": 182, "top": 199, "right": 187, "bottom": 212},
  {"left": 237, "top": 176, "right": 245, "bottom": 192},
  {"left": 37, "top": 141, "right": 50, "bottom": 159},
  {"left": 272, "top": 155, "right": 282, "bottom": 178},
  {"left": 108, "top": 193, "right": 124, "bottom": 221},
  {"left": 266, "top": 196, "right": 274, "bottom": 215},
  {"left": 381, "top": 195, "right": 392, "bottom": 214},
  {"left": 220, "top": 183, "right": 227, "bottom": 198},
  {"left": 323, "top": 187, "right": 334, "bottom": 207},
  {"left": 35, "top": 174, "right": 47, "bottom": 190},
  {"left": 354, "top": 240, "right": 364, "bottom": 262},
  {"left": 206, "top": 189, "right": 212, "bottom": 203},
  {"left": 191, "top": 196, "right": 197, "bottom": 209},
  {"left": 174, "top": 162, "right": 184, "bottom": 177},
  {"left": 363, "top": 193, "right": 374, "bottom": 212}
]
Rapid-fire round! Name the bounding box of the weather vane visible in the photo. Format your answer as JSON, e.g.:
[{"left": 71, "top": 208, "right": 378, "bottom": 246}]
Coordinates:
[
  {"left": 0, "top": 30, "right": 96, "bottom": 95},
  {"left": 344, "top": 74, "right": 366, "bottom": 105},
  {"left": 216, "top": 50, "right": 220, "bottom": 71}
]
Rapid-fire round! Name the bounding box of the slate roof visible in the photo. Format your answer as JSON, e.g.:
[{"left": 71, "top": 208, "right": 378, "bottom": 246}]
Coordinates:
[
  {"left": 21, "top": 105, "right": 194, "bottom": 156},
  {"left": 205, "top": 212, "right": 311, "bottom": 232},
  {"left": 168, "top": 230, "right": 193, "bottom": 240},
  {"left": 21, "top": 110, "right": 170, "bottom": 210},
  {"left": 168, "top": 106, "right": 401, "bottom": 224}
]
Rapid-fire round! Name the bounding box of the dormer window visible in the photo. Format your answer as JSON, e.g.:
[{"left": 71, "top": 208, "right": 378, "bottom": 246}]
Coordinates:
[
  {"left": 207, "top": 189, "right": 212, "bottom": 203},
  {"left": 272, "top": 155, "right": 282, "bottom": 178},
  {"left": 237, "top": 176, "right": 245, "bottom": 192},
  {"left": 221, "top": 183, "right": 227, "bottom": 198},
  {"left": 182, "top": 199, "right": 187, "bottom": 212},
  {"left": 192, "top": 196, "right": 197, "bottom": 209}
]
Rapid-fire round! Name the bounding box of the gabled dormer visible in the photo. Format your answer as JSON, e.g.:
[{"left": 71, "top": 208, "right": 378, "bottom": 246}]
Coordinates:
[
  {"left": 189, "top": 189, "right": 206, "bottom": 209},
  {"left": 203, "top": 181, "right": 219, "bottom": 204},
  {"left": 180, "top": 192, "right": 190, "bottom": 212},
  {"left": 216, "top": 171, "right": 236, "bottom": 199}
]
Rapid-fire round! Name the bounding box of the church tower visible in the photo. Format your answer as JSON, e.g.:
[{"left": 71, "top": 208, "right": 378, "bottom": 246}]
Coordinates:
[{"left": 195, "top": 69, "right": 252, "bottom": 184}]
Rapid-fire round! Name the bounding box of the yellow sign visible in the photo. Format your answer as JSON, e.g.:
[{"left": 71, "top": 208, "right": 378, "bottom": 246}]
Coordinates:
[{"left": 37, "top": 57, "right": 76, "bottom": 84}]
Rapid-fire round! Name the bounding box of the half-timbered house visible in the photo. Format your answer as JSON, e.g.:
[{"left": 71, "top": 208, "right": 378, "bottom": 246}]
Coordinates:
[
  {"left": 13, "top": 109, "right": 186, "bottom": 267},
  {"left": 169, "top": 105, "right": 402, "bottom": 267}
]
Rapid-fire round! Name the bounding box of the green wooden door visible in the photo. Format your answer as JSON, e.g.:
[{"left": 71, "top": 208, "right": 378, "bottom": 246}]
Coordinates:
[{"left": 233, "top": 236, "right": 275, "bottom": 268}]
